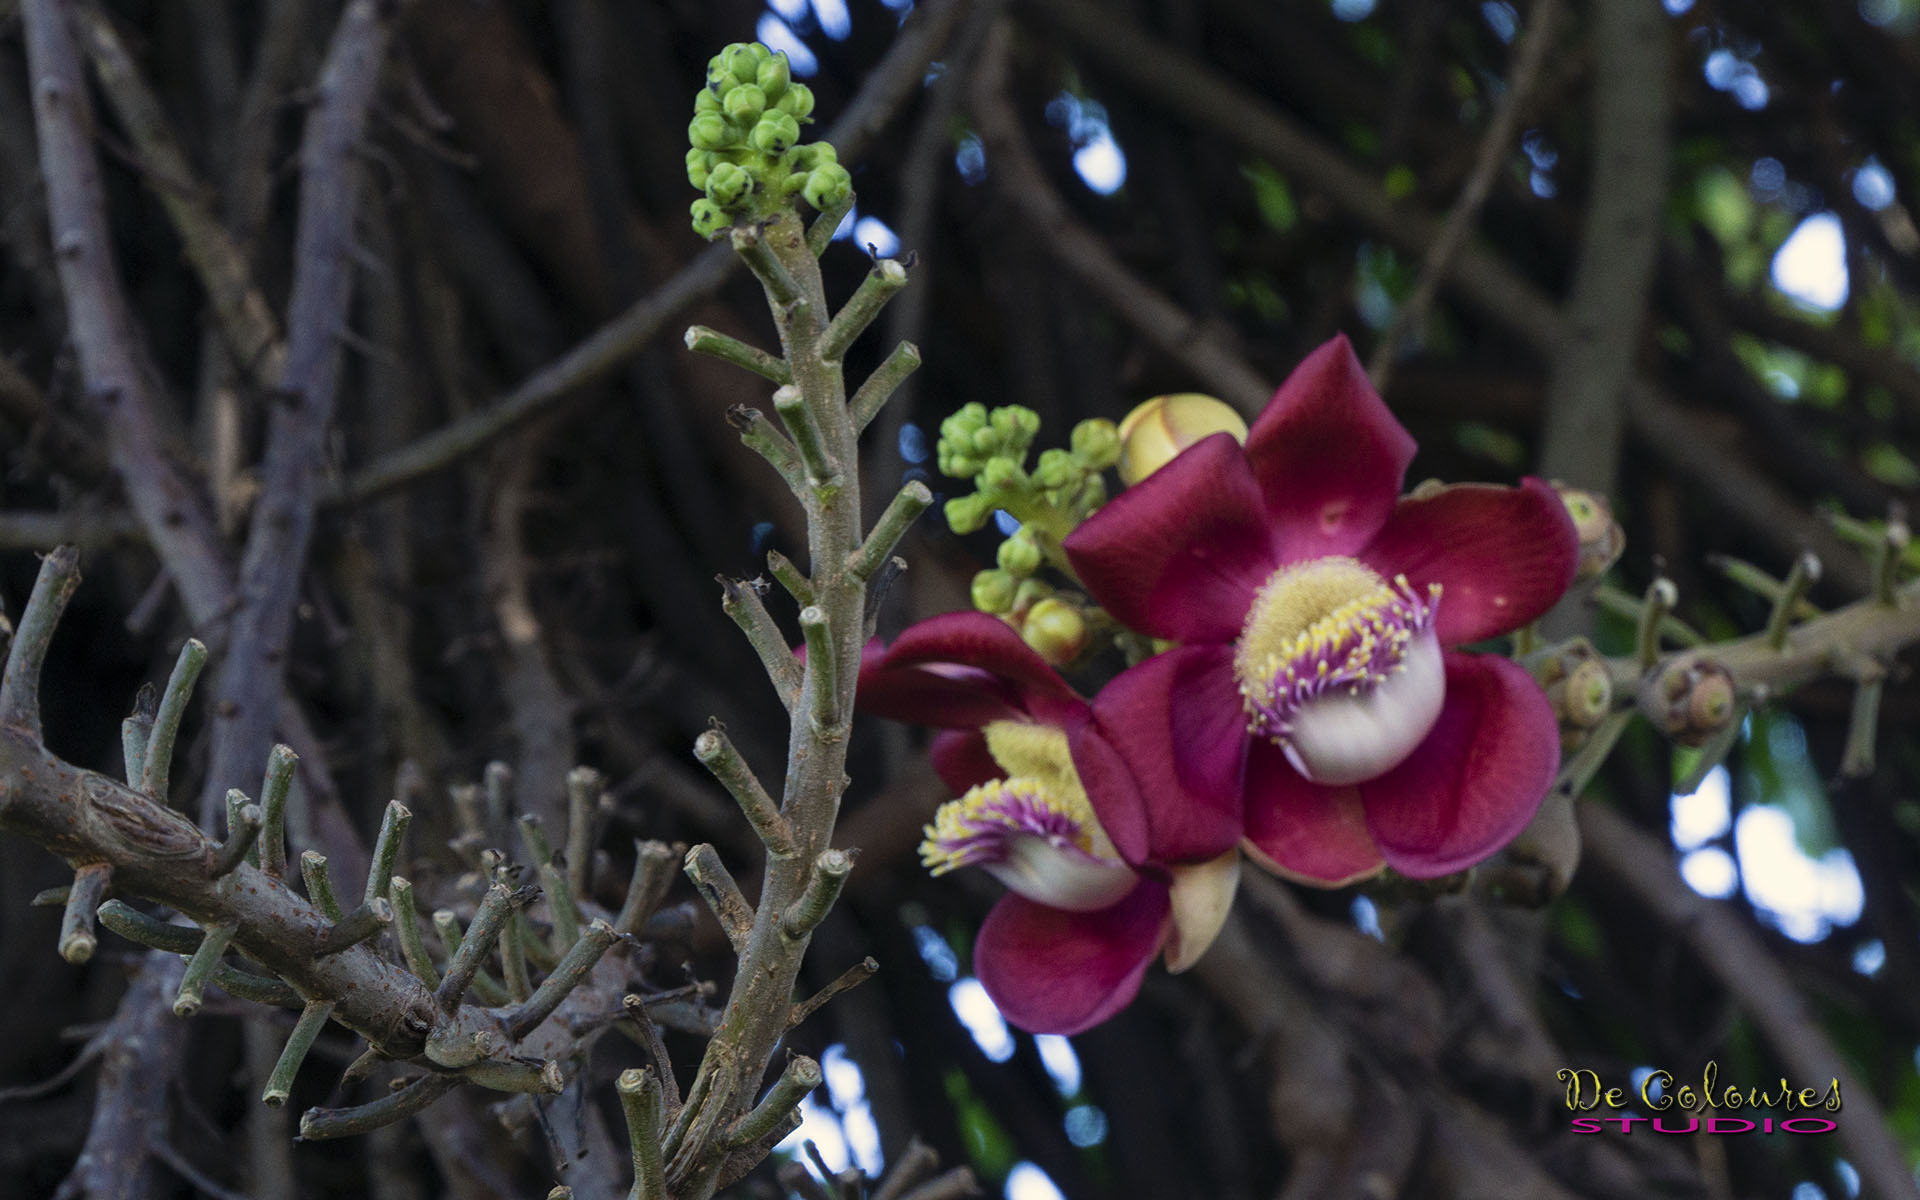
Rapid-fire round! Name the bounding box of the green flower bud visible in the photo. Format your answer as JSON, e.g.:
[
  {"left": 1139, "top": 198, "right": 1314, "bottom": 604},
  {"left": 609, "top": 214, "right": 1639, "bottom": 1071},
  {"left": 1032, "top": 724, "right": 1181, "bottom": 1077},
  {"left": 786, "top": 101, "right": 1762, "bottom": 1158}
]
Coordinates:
[
  {"left": 977, "top": 458, "right": 1025, "bottom": 493},
  {"left": 809, "top": 141, "right": 837, "bottom": 165},
  {"left": 778, "top": 83, "right": 816, "bottom": 120},
  {"left": 945, "top": 493, "right": 993, "bottom": 535},
  {"left": 997, "top": 529, "right": 1043, "bottom": 577},
  {"left": 989, "top": 406, "right": 1040, "bottom": 450},
  {"left": 944, "top": 403, "right": 990, "bottom": 439},
  {"left": 939, "top": 453, "right": 981, "bottom": 478},
  {"left": 969, "top": 427, "right": 1003, "bottom": 455},
  {"left": 757, "top": 53, "right": 791, "bottom": 97},
  {"left": 1553, "top": 482, "right": 1625, "bottom": 582},
  {"left": 686, "top": 148, "right": 714, "bottom": 189},
  {"left": 689, "top": 113, "right": 735, "bottom": 151},
  {"left": 1022, "top": 597, "right": 1088, "bottom": 666},
  {"left": 1033, "top": 448, "right": 1077, "bottom": 490},
  {"left": 972, "top": 569, "right": 1018, "bottom": 614},
  {"left": 751, "top": 112, "right": 802, "bottom": 155},
  {"left": 782, "top": 171, "right": 811, "bottom": 197},
  {"left": 1070, "top": 418, "right": 1121, "bottom": 470},
  {"left": 1012, "top": 578, "right": 1055, "bottom": 612},
  {"left": 690, "top": 198, "right": 729, "bottom": 239},
  {"left": 722, "top": 43, "right": 760, "bottom": 85},
  {"left": 802, "top": 162, "right": 852, "bottom": 211},
  {"left": 724, "top": 84, "right": 767, "bottom": 125},
  {"left": 694, "top": 88, "right": 723, "bottom": 115},
  {"left": 705, "top": 160, "right": 753, "bottom": 208}
]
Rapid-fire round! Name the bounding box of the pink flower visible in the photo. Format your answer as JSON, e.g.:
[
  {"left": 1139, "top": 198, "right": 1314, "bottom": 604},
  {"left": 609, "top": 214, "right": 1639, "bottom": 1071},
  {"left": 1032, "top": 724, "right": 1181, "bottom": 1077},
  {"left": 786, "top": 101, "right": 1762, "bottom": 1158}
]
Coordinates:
[
  {"left": 1063, "top": 335, "right": 1579, "bottom": 885},
  {"left": 859, "top": 612, "right": 1240, "bottom": 1034}
]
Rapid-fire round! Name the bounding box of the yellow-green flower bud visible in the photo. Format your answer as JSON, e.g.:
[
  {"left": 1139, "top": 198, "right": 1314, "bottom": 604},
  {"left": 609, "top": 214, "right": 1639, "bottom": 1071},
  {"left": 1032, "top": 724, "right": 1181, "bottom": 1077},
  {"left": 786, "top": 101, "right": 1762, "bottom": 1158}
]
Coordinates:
[
  {"left": 990, "top": 405, "right": 1040, "bottom": 445},
  {"left": 1070, "top": 418, "right": 1121, "bottom": 470},
  {"left": 686, "top": 148, "right": 714, "bottom": 189},
  {"left": 689, "top": 113, "right": 734, "bottom": 151},
  {"left": 1012, "top": 578, "right": 1055, "bottom": 612},
  {"left": 757, "top": 54, "right": 791, "bottom": 97},
  {"left": 977, "top": 458, "right": 1025, "bottom": 493},
  {"left": 969, "top": 427, "right": 1003, "bottom": 455},
  {"left": 722, "top": 43, "right": 760, "bottom": 85},
  {"left": 1022, "top": 597, "right": 1087, "bottom": 666},
  {"left": 723, "top": 84, "right": 767, "bottom": 125},
  {"left": 705, "top": 161, "right": 753, "bottom": 208},
  {"left": 751, "top": 112, "right": 801, "bottom": 155},
  {"left": 996, "top": 529, "right": 1043, "bottom": 577},
  {"left": 1116, "top": 393, "right": 1248, "bottom": 485},
  {"left": 802, "top": 162, "right": 851, "bottom": 211},
  {"left": 1034, "top": 448, "right": 1077, "bottom": 489},
  {"left": 1552, "top": 482, "right": 1625, "bottom": 582},
  {"left": 972, "top": 569, "right": 1017, "bottom": 614},
  {"left": 778, "top": 83, "right": 816, "bottom": 120},
  {"left": 694, "top": 88, "right": 723, "bottom": 115},
  {"left": 690, "top": 198, "right": 729, "bottom": 239},
  {"left": 945, "top": 493, "right": 993, "bottom": 535}
]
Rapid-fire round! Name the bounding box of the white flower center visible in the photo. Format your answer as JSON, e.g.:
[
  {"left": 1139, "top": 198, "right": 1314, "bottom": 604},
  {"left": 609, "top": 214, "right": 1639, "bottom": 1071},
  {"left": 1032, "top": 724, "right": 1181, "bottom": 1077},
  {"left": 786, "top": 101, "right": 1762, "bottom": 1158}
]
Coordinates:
[
  {"left": 918, "top": 724, "right": 1135, "bottom": 911},
  {"left": 1233, "top": 557, "right": 1444, "bottom": 785}
]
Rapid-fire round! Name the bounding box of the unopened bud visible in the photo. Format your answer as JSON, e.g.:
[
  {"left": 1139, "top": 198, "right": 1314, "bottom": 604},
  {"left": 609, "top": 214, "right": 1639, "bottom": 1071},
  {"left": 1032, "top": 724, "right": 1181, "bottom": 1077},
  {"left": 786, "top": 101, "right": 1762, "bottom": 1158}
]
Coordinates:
[
  {"left": 1529, "top": 638, "right": 1613, "bottom": 730},
  {"left": 1070, "top": 418, "right": 1121, "bottom": 470},
  {"left": 778, "top": 83, "right": 816, "bottom": 120},
  {"left": 944, "top": 493, "right": 993, "bottom": 535},
  {"left": 751, "top": 112, "right": 801, "bottom": 155},
  {"left": 688, "top": 113, "right": 734, "bottom": 151},
  {"left": 802, "top": 163, "right": 851, "bottom": 211},
  {"left": 1022, "top": 597, "right": 1087, "bottom": 666},
  {"left": 757, "top": 54, "right": 791, "bottom": 97},
  {"left": 977, "top": 458, "right": 1026, "bottom": 494},
  {"left": 690, "top": 198, "right": 729, "bottom": 239},
  {"left": 685, "top": 148, "right": 714, "bottom": 189},
  {"left": 1553, "top": 483, "right": 1625, "bottom": 581},
  {"left": 723, "top": 83, "right": 767, "bottom": 125},
  {"left": 705, "top": 161, "right": 753, "bottom": 208},
  {"left": 997, "top": 530, "right": 1043, "bottom": 578},
  {"left": 1117, "top": 393, "right": 1248, "bottom": 486},
  {"left": 972, "top": 569, "right": 1017, "bottom": 614},
  {"left": 721, "top": 43, "right": 760, "bottom": 85},
  {"left": 1012, "top": 578, "right": 1055, "bottom": 614},
  {"left": 1637, "top": 655, "right": 1737, "bottom": 747},
  {"left": 1033, "top": 448, "right": 1077, "bottom": 490}
]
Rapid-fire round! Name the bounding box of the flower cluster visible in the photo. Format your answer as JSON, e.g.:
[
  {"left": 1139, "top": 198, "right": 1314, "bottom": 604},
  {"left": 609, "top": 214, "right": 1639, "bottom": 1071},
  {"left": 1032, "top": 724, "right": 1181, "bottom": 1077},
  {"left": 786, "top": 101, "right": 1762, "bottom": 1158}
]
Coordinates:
[
  {"left": 685, "top": 42, "right": 852, "bottom": 237},
  {"left": 860, "top": 335, "right": 1579, "bottom": 1033}
]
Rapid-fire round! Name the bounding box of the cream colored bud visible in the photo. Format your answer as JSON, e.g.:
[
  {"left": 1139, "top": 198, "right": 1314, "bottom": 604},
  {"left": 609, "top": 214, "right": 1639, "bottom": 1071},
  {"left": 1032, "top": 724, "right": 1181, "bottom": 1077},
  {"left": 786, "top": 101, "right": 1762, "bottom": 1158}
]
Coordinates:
[
  {"left": 1117, "top": 393, "right": 1248, "bottom": 486},
  {"left": 1021, "top": 597, "right": 1087, "bottom": 666}
]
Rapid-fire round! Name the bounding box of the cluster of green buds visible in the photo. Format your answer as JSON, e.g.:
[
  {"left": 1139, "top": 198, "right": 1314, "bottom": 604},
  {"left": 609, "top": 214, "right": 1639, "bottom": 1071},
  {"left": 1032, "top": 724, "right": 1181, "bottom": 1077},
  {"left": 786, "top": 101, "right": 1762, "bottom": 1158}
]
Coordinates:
[
  {"left": 937, "top": 404, "right": 1120, "bottom": 665},
  {"left": 939, "top": 404, "right": 1118, "bottom": 540},
  {"left": 686, "top": 42, "right": 854, "bottom": 237}
]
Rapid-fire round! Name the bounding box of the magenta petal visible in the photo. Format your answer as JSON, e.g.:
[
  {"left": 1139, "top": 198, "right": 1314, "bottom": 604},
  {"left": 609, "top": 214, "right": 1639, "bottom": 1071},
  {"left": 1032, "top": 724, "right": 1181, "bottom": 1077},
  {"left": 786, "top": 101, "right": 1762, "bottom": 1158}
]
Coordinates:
[
  {"left": 974, "top": 881, "right": 1170, "bottom": 1035},
  {"left": 1360, "top": 478, "right": 1579, "bottom": 646},
  {"left": 1089, "top": 647, "right": 1247, "bottom": 863},
  {"left": 1063, "top": 434, "right": 1277, "bottom": 642},
  {"left": 1066, "top": 726, "right": 1151, "bottom": 865},
  {"left": 1358, "top": 652, "right": 1559, "bottom": 877},
  {"left": 929, "top": 730, "right": 999, "bottom": 795},
  {"left": 858, "top": 611, "right": 1086, "bottom": 728},
  {"left": 1241, "top": 741, "right": 1384, "bottom": 885},
  {"left": 1243, "top": 335, "right": 1415, "bottom": 562}
]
